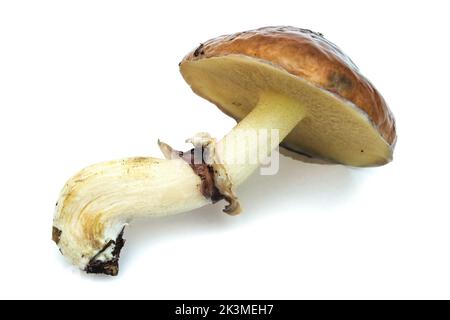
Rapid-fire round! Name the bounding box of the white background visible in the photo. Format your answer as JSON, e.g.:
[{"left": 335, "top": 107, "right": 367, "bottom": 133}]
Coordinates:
[{"left": 0, "top": 0, "right": 449, "bottom": 299}]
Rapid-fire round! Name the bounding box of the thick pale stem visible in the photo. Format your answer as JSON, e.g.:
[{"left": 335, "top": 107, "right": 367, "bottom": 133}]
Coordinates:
[
  {"left": 53, "top": 92, "right": 306, "bottom": 273},
  {"left": 53, "top": 158, "right": 211, "bottom": 270},
  {"left": 216, "top": 92, "right": 306, "bottom": 186}
]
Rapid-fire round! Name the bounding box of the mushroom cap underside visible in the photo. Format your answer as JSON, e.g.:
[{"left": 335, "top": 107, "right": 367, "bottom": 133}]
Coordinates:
[{"left": 180, "top": 26, "right": 396, "bottom": 166}]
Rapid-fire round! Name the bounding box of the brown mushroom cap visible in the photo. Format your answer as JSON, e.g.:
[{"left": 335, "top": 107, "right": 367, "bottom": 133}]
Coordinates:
[{"left": 180, "top": 26, "right": 396, "bottom": 166}]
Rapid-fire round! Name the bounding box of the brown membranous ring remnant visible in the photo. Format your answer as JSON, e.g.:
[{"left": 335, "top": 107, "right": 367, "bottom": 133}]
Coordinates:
[
  {"left": 179, "top": 147, "right": 224, "bottom": 203},
  {"left": 85, "top": 227, "right": 126, "bottom": 276},
  {"left": 158, "top": 137, "right": 241, "bottom": 215},
  {"left": 180, "top": 144, "right": 241, "bottom": 215}
]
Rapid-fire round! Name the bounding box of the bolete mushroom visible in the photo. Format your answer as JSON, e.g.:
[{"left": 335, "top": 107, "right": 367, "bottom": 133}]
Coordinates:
[{"left": 53, "top": 26, "right": 396, "bottom": 276}]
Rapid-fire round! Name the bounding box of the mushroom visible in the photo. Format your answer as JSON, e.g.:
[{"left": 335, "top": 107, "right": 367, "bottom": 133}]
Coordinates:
[{"left": 53, "top": 26, "right": 396, "bottom": 276}]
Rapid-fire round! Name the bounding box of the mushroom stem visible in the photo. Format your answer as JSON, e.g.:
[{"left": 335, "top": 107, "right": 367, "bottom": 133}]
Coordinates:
[
  {"left": 53, "top": 157, "right": 212, "bottom": 273},
  {"left": 216, "top": 91, "right": 306, "bottom": 186},
  {"left": 53, "top": 92, "right": 306, "bottom": 274}
]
